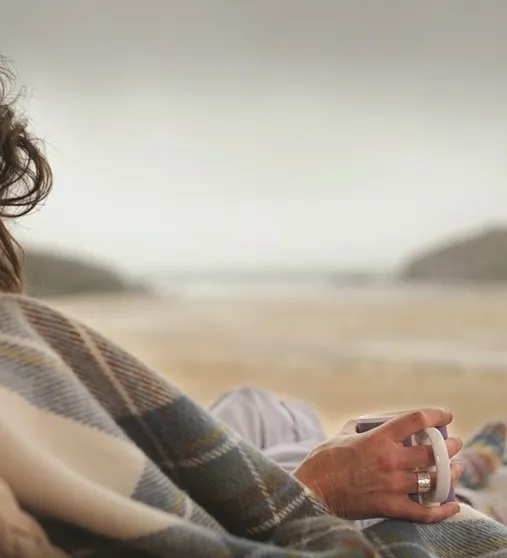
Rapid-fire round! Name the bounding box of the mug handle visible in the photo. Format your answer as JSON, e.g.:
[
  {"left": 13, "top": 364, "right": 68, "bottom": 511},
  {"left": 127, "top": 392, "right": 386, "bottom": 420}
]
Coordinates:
[{"left": 420, "top": 427, "right": 451, "bottom": 504}]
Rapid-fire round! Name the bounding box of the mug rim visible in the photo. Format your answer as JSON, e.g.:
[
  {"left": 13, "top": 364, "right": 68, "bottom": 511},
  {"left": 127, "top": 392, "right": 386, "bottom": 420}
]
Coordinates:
[{"left": 356, "top": 410, "right": 410, "bottom": 424}]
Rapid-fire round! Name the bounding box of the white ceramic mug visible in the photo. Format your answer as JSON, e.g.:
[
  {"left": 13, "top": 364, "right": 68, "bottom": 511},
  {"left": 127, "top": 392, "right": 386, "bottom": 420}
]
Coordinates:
[{"left": 355, "top": 411, "right": 454, "bottom": 506}]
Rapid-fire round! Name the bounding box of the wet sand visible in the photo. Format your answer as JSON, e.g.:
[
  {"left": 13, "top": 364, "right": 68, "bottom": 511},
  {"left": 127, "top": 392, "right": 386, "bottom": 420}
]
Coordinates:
[{"left": 51, "top": 288, "right": 507, "bottom": 437}]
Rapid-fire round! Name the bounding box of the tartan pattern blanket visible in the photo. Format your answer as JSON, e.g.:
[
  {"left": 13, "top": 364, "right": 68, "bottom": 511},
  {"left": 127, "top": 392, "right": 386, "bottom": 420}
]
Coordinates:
[{"left": 0, "top": 294, "right": 505, "bottom": 557}]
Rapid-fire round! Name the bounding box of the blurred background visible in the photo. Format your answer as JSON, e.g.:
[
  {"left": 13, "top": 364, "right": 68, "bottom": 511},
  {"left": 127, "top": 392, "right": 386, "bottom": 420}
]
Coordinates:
[{"left": 1, "top": 0, "right": 507, "bottom": 435}]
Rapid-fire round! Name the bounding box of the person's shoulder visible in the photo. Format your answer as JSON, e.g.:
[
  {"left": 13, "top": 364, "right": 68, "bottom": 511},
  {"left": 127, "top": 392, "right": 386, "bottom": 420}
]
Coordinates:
[
  {"left": 0, "top": 292, "right": 55, "bottom": 309},
  {"left": 0, "top": 293, "right": 94, "bottom": 349},
  {"left": 0, "top": 292, "right": 70, "bottom": 322}
]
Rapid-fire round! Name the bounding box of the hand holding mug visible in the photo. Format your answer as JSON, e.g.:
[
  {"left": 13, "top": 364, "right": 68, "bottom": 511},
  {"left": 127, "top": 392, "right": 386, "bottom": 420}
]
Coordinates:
[{"left": 293, "top": 408, "right": 463, "bottom": 523}]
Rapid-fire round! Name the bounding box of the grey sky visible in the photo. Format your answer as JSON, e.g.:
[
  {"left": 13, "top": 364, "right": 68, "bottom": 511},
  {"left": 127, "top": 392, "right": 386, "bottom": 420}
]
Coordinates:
[{"left": 1, "top": 1, "right": 507, "bottom": 271}]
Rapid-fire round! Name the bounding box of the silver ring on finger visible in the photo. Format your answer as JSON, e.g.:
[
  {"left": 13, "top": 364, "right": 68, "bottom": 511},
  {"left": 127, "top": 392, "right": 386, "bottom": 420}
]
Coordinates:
[{"left": 416, "top": 471, "right": 432, "bottom": 494}]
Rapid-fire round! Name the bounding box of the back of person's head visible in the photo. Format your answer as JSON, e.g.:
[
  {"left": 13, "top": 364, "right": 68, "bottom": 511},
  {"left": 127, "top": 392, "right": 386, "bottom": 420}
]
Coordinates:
[{"left": 0, "top": 59, "right": 52, "bottom": 293}]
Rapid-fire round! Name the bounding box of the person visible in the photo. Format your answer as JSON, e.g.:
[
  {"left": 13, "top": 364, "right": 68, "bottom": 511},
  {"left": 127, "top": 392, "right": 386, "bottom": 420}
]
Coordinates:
[
  {"left": 210, "top": 387, "right": 507, "bottom": 525},
  {"left": 0, "top": 60, "right": 506, "bottom": 557}
]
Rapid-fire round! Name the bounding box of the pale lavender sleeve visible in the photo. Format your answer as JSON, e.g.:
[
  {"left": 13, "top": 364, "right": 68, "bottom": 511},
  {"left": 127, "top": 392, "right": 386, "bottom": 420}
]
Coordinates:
[{"left": 209, "top": 387, "right": 327, "bottom": 471}]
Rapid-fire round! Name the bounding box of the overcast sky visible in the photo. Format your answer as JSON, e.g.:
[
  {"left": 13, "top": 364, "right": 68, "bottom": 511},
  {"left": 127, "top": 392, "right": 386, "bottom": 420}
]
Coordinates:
[{"left": 1, "top": 1, "right": 506, "bottom": 272}]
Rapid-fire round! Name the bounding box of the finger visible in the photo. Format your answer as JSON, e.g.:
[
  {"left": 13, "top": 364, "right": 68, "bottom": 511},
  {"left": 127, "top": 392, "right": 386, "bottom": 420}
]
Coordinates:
[
  {"left": 381, "top": 409, "right": 453, "bottom": 443},
  {"left": 450, "top": 461, "right": 465, "bottom": 484},
  {"left": 394, "top": 462, "right": 464, "bottom": 494},
  {"left": 396, "top": 500, "right": 460, "bottom": 523},
  {"left": 400, "top": 437, "right": 463, "bottom": 469}
]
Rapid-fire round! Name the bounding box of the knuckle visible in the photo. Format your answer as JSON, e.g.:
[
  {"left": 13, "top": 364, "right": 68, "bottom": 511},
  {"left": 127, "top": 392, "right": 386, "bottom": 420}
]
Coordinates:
[
  {"left": 385, "top": 473, "right": 402, "bottom": 492},
  {"left": 418, "top": 510, "right": 434, "bottom": 524},
  {"left": 408, "top": 410, "right": 427, "bottom": 432},
  {"left": 377, "top": 452, "right": 398, "bottom": 472}
]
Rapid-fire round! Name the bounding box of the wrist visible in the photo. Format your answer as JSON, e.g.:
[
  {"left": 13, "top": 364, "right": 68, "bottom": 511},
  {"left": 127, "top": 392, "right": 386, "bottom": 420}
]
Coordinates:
[{"left": 293, "top": 461, "right": 327, "bottom": 505}]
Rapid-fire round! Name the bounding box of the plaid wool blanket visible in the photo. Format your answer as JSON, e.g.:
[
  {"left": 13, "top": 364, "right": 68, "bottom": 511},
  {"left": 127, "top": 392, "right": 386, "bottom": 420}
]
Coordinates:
[{"left": 0, "top": 294, "right": 506, "bottom": 557}]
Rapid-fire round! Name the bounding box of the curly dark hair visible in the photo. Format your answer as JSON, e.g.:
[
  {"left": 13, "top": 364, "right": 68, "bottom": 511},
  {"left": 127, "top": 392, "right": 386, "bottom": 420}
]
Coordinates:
[{"left": 0, "top": 61, "right": 52, "bottom": 292}]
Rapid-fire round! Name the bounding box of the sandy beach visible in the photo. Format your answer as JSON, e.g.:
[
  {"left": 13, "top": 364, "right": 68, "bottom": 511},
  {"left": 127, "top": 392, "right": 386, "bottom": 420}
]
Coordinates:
[{"left": 50, "top": 287, "right": 507, "bottom": 438}]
